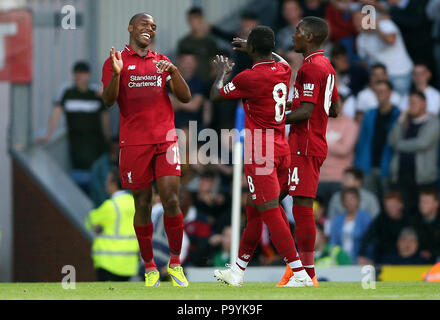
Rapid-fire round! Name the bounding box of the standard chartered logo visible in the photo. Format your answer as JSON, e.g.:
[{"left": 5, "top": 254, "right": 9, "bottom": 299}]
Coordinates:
[{"left": 128, "top": 74, "right": 163, "bottom": 88}]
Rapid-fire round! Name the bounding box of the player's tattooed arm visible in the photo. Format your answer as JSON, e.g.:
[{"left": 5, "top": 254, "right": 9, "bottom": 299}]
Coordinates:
[
  {"left": 210, "top": 55, "right": 235, "bottom": 102},
  {"left": 154, "top": 60, "right": 192, "bottom": 103},
  {"left": 285, "top": 102, "right": 315, "bottom": 124},
  {"left": 329, "top": 100, "right": 340, "bottom": 118}
]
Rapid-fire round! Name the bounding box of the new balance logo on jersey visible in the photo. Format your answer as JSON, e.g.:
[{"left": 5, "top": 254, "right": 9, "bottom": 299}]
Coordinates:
[
  {"left": 127, "top": 171, "right": 133, "bottom": 184},
  {"left": 128, "top": 65, "right": 136, "bottom": 70},
  {"left": 304, "top": 83, "right": 314, "bottom": 91},
  {"left": 223, "top": 82, "right": 236, "bottom": 94},
  {"left": 303, "top": 83, "right": 314, "bottom": 97}
]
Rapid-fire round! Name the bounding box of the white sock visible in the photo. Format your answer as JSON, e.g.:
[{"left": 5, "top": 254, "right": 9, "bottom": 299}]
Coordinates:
[{"left": 234, "top": 259, "right": 247, "bottom": 273}]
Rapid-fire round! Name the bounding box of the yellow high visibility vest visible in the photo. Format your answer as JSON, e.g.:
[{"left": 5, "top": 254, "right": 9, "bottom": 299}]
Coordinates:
[{"left": 85, "top": 192, "right": 139, "bottom": 277}]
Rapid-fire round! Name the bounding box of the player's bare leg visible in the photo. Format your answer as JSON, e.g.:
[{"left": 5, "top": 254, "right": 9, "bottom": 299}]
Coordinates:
[{"left": 156, "top": 175, "right": 188, "bottom": 287}]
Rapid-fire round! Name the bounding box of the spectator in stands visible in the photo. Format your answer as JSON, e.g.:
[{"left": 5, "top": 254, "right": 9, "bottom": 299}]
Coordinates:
[
  {"left": 317, "top": 94, "right": 359, "bottom": 207},
  {"left": 325, "top": 0, "right": 358, "bottom": 61},
  {"left": 399, "top": 63, "right": 440, "bottom": 115},
  {"left": 354, "top": 80, "right": 400, "bottom": 198},
  {"left": 90, "top": 136, "right": 120, "bottom": 208},
  {"left": 330, "top": 44, "right": 369, "bottom": 96},
  {"left": 85, "top": 168, "right": 139, "bottom": 281},
  {"left": 357, "top": 190, "right": 414, "bottom": 265},
  {"left": 353, "top": 9, "right": 414, "bottom": 95},
  {"left": 180, "top": 188, "right": 213, "bottom": 267},
  {"left": 426, "top": 0, "right": 440, "bottom": 87},
  {"left": 193, "top": 169, "right": 230, "bottom": 223},
  {"left": 386, "top": 0, "right": 434, "bottom": 78},
  {"left": 356, "top": 63, "right": 401, "bottom": 121},
  {"left": 171, "top": 51, "right": 205, "bottom": 130},
  {"left": 275, "top": 0, "right": 303, "bottom": 54},
  {"left": 213, "top": 225, "right": 232, "bottom": 267},
  {"left": 414, "top": 189, "right": 440, "bottom": 263},
  {"left": 315, "top": 222, "right": 352, "bottom": 267},
  {"left": 327, "top": 167, "right": 381, "bottom": 222},
  {"left": 329, "top": 187, "right": 373, "bottom": 263},
  {"left": 388, "top": 91, "right": 440, "bottom": 213},
  {"left": 177, "top": 7, "right": 219, "bottom": 85},
  {"left": 209, "top": 11, "right": 259, "bottom": 77},
  {"left": 37, "top": 61, "right": 110, "bottom": 194},
  {"left": 299, "top": 0, "right": 327, "bottom": 18},
  {"left": 381, "top": 227, "right": 431, "bottom": 265}
]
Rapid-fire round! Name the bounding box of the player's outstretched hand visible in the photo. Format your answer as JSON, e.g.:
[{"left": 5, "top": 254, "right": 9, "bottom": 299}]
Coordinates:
[
  {"left": 213, "top": 55, "right": 235, "bottom": 75},
  {"left": 110, "top": 47, "right": 123, "bottom": 75},
  {"left": 232, "top": 37, "right": 247, "bottom": 52},
  {"left": 153, "top": 60, "right": 177, "bottom": 74}
]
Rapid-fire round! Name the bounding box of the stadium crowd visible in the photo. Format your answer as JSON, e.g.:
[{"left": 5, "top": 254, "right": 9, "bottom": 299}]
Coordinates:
[{"left": 40, "top": 0, "right": 440, "bottom": 276}]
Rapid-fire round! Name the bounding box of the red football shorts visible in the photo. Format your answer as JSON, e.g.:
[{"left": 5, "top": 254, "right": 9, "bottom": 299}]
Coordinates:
[
  {"left": 288, "top": 154, "right": 325, "bottom": 198},
  {"left": 244, "top": 154, "right": 291, "bottom": 205},
  {"left": 118, "top": 141, "right": 181, "bottom": 190}
]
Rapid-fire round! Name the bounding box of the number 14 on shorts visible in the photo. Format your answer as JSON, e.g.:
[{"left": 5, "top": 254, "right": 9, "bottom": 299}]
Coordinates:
[{"left": 288, "top": 167, "right": 299, "bottom": 191}]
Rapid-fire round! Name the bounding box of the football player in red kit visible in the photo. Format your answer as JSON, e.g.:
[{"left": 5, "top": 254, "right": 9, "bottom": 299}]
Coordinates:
[
  {"left": 102, "top": 13, "right": 192, "bottom": 287},
  {"left": 210, "top": 26, "right": 312, "bottom": 287},
  {"left": 278, "top": 16, "right": 340, "bottom": 287}
]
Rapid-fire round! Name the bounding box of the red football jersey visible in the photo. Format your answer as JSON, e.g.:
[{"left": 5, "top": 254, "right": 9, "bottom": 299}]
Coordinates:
[
  {"left": 102, "top": 45, "right": 175, "bottom": 146},
  {"left": 220, "top": 60, "right": 291, "bottom": 158},
  {"left": 289, "top": 50, "right": 339, "bottom": 157}
]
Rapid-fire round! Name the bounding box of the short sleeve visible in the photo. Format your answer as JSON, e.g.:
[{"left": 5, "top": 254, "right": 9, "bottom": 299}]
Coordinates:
[
  {"left": 102, "top": 57, "right": 113, "bottom": 88},
  {"left": 220, "top": 71, "right": 252, "bottom": 100},
  {"left": 298, "top": 66, "right": 321, "bottom": 105},
  {"left": 332, "top": 80, "right": 339, "bottom": 103}
]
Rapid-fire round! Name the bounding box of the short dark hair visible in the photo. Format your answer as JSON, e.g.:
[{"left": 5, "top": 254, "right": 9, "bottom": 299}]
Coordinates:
[
  {"left": 419, "top": 188, "right": 439, "bottom": 201},
  {"left": 341, "top": 187, "right": 360, "bottom": 201},
  {"left": 330, "top": 44, "right": 347, "bottom": 59},
  {"left": 187, "top": 6, "right": 203, "bottom": 16},
  {"left": 384, "top": 190, "right": 403, "bottom": 202},
  {"left": 344, "top": 167, "right": 363, "bottom": 181},
  {"left": 375, "top": 79, "right": 394, "bottom": 91},
  {"left": 409, "top": 90, "right": 426, "bottom": 101},
  {"left": 300, "top": 16, "right": 329, "bottom": 45},
  {"left": 241, "top": 10, "right": 258, "bottom": 21},
  {"left": 371, "top": 63, "right": 387, "bottom": 73},
  {"left": 129, "top": 12, "right": 151, "bottom": 25},
  {"left": 247, "top": 25, "right": 275, "bottom": 56},
  {"left": 73, "top": 61, "right": 90, "bottom": 73}
]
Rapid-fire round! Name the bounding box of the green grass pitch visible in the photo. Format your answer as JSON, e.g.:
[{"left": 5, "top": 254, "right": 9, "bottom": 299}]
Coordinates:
[{"left": 0, "top": 282, "right": 439, "bottom": 300}]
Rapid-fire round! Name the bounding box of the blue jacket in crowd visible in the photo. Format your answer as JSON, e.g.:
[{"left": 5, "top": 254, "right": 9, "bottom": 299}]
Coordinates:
[{"left": 354, "top": 106, "right": 400, "bottom": 178}]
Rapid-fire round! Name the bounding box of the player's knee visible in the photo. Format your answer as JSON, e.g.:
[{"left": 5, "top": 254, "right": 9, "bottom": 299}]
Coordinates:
[{"left": 162, "top": 193, "right": 180, "bottom": 214}]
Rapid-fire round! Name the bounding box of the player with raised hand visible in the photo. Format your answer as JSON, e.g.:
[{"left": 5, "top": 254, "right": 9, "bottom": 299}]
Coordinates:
[
  {"left": 210, "top": 26, "right": 312, "bottom": 287},
  {"left": 102, "top": 13, "right": 192, "bottom": 287},
  {"left": 277, "top": 16, "right": 340, "bottom": 287}
]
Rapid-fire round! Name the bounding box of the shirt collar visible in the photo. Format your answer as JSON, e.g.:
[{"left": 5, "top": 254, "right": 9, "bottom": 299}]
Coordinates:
[
  {"left": 252, "top": 59, "right": 275, "bottom": 69},
  {"left": 124, "top": 45, "right": 154, "bottom": 59},
  {"left": 304, "top": 50, "right": 324, "bottom": 61}
]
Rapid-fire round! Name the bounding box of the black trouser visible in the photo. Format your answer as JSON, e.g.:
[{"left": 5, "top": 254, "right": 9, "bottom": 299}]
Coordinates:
[{"left": 96, "top": 268, "right": 131, "bottom": 282}]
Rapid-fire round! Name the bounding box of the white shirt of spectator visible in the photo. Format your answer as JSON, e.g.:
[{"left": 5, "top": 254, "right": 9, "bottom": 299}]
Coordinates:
[
  {"left": 356, "top": 86, "right": 402, "bottom": 113},
  {"left": 356, "top": 19, "right": 413, "bottom": 77},
  {"left": 399, "top": 86, "right": 440, "bottom": 115},
  {"left": 341, "top": 219, "right": 355, "bottom": 259}
]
